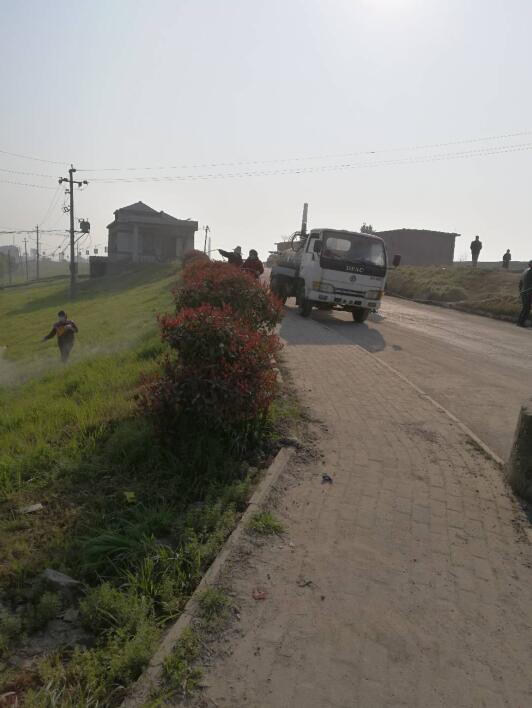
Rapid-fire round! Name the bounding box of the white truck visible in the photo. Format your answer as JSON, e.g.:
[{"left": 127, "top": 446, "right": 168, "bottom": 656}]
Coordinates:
[{"left": 270, "top": 227, "right": 388, "bottom": 322}]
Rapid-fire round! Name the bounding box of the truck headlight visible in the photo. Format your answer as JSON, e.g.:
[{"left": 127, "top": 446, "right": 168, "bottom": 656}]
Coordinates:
[
  {"left": 312, "top": 281, "right": 334, "bottom": 293},
  {"left": 366, "top": 289, "right": 383, "bottom": 300}
]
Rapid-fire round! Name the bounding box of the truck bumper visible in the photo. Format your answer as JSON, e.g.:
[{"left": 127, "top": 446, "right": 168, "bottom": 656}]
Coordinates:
[{"left": 309, "top": 290, "right": 380, "bottom": 310}]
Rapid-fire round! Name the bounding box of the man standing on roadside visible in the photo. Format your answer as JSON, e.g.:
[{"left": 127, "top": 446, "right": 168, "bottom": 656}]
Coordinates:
[
  {"left": 218, "top": 246, "right": 243, "bottom": 267},
  {"left": 502, "top": 249, "right": 511, "bottom": 269},
  {"left": 517, "top": 260, "right": 532, "bottom": 327},
  {"left": 470, "top": 235, "right": 482, "bottom": 266},
  {"left": 42, "top": 310, "right": 79, "bottom": 362}
]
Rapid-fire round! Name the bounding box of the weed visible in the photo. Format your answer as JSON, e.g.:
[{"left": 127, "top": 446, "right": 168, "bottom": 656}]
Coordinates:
[
  {"left": 162, "top": 627, "right": 202, "bottom": 697},
  {"left": 25, "top": 592, "right": 62, "bottom": 633},
  {"left": 0, "top": 606, "right": 22, "bottom": 656},
  {"left": 79, "top": 583, "right": 151, "bottom": 637},
  {"left": 248, "top": 511, "right": 284, "bottom": 536},
  {"left": 197, "top": 588, "right": 231, "bottom": 629}
]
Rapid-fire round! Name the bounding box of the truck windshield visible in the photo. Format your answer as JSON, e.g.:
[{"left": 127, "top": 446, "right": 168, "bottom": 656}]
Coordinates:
[{"left": 322, "top": 232, "right": 386, "bottom": 267}]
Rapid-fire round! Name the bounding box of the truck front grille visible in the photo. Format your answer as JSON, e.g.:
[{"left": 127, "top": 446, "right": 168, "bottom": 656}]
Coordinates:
[{"left": 334, "top": 288, "right": 366, "bottom": 297}]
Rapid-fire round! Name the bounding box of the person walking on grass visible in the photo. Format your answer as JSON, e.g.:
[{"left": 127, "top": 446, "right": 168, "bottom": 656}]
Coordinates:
[
  {"left": 502, "top": 249, "right": 511, "bottom": 269},
  {"left": 218, "top": 246, "right": 243, "bottom": 267},
  {"left": 517, "top": 261, "right": 532, "bottom": 328},
  {"left": 243, "top": 249, "right": 264, "bottom": 279},
  {"left": 470, "top": 235, "right": 482, "bottom": 266},
  {"left": 42, "top": 310, "right": 78, "bottom": 362}
]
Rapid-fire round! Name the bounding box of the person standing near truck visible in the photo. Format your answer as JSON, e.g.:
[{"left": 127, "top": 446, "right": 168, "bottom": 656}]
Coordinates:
[
  {"left": 243, "top": 249, "right": 264, "bottom": 279},
  {"left": 218, "top": 246, "right": 243, "bottom": 266},
  {"left": 470, "top": 235, "right": 482, "bottom": 266},
  {"left": 517, "top": 261, "right": 532, "bottom": 327},
  {"left": 502, "top": 249, "right": 511, "bottom": 269},
  {"left": 42, "top": 310, "right": 79, "bottom": 362}
]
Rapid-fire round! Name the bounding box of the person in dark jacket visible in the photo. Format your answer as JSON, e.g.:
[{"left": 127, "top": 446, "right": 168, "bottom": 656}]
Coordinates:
[
  {"left": 243, "top": 249, "right": 264, "bottom": 279},
  {"left": 502, "top": 249, "right": 511, "bottom": 269},
  {"left": 517, "top": 261, "right": 532, "bottom": 327},
  {"left": 470, "top": 235, "right": 482, "bottom": 266},
  {"left": 218, "top": 246, "right": 243, "bottom": 266},
  {"left": 43, "top": 310, "right": 78, "bottom": 362}
]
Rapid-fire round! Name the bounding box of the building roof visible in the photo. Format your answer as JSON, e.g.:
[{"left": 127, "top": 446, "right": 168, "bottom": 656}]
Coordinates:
[
  {"left": 377, "top": 228, "right": 460, "bottom": 238},
  {"left": 107, "top": 201, "right": 198, "bottom": 229}
]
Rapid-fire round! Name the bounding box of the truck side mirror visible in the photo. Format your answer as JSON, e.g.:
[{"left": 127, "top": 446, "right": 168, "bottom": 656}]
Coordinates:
[
  {"left": 313, "top": 240, "right": 322, "bottom": 254},
  {"left": 392, "top": 254, "right": 401, "bottom": 268}
]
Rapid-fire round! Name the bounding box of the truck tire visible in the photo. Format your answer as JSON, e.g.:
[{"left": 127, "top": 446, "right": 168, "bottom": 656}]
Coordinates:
[
  {"left": 352, "top": 308, "right": 370, "bottom": 323},
  {"left": 299, "top": 298, "right": 312, "bottom": 317},
  {"left": 297, "top": 285, "right": 312, "bottom": 317}
]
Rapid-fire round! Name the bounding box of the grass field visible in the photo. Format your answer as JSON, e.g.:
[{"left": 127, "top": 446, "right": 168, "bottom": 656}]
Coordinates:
[
  {"left": 0, "top": 258, "right": 90, "bottom": 288},
  {"left": 386, "top": 265, "right": 523, "bottom": 319},
  {"left": 0, "top": 264, "right": 290, "bottom": 704}
]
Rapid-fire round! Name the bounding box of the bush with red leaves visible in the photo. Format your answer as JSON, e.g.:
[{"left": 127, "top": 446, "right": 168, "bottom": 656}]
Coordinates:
[
  {"left": 182, "top": 249, "right": 210, "bottom": 267},
  {"left": 139, "top": 304, "right": 281, "bottom": 437},
  {"left": 173, "top": 260, "right": 282, "bottom": 332}
]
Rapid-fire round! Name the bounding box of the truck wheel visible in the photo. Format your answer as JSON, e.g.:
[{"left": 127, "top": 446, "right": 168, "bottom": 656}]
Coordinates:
[
  {"left": 352, "top": 308, "right": 370, "bottom": 323},
  {"left": 271, "top": 277, "right": 288, "bottom": 305},
  {"left": 299, "top": 297, "right": 312, "bottom": 317}
]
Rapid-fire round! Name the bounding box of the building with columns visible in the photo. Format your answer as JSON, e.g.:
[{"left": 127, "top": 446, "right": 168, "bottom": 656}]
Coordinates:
[{"left": 90, "top": 201, "right": 197, "bottom": 276}]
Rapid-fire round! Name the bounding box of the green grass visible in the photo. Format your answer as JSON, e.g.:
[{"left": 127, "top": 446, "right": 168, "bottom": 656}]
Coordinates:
[
  {"left": 197, "top": 588, "right": 232, "bottom": 629},
  {"left": 248, "top": 511, "right": 284, "bottom": 536},
  {"left": 0, "top": 258, "right": 90, "bottom": 288},
  {"left": 161, "top": 627, "right": 203, "bottom": 698},
  {"left": 0, "top": 263, "right": 289, "bottom": 705},
  {"left": 386, "top": 265, "right": 522, "bottom": 318}
]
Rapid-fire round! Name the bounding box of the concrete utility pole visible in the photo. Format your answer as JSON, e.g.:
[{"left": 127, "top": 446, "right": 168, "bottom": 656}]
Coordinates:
[
  {"left": 23, "top": 237, "right": 29, "bottom": 282},
  {"left": 35, "top": 225, "right": 40, "bottom": 280},
  {"left": 203, "top": 225, "right": 210, "bottom": 253},
  {"left": 58, "top": 165, "right": 88, "bottom": 299},
  {"left": 7, "top": 250, "right": 12, "bottom": 285}
]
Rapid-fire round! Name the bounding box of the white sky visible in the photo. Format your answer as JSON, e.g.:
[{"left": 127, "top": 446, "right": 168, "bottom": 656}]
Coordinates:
[{"left": 1, "top": 0, "right": 531, "bottom": 262}]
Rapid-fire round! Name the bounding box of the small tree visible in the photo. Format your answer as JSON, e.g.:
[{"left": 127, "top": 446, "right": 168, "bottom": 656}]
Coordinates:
[{"left": 360, "top": 223, "right": 376, "bottom": 234}]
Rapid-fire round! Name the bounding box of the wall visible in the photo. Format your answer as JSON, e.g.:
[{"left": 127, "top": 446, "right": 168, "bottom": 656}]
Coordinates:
[{"left": 379, "top": 230, "right": 457, "bottom": 266}]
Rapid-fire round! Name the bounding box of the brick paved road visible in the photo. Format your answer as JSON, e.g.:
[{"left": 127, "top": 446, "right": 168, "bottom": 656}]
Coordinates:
[{"left": 191, "top": 309, "right": 532, "bottom": 708}]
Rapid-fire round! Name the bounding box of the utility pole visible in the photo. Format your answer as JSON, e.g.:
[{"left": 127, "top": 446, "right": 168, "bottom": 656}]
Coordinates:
[
  {"left": 203, "top": 225, "right": 210, "bottom": 253},
  {"left": 35, "top": 225, "right": 40, "bottom": 281},
  {"left": 23, "top": 237, "right": 29, "bottom": 282},
  {"left": 58, "top": 165, "right": 88, "bottom": 299},
  {"left": 7, "top": 250, "right": 12, "bottom": 285}
]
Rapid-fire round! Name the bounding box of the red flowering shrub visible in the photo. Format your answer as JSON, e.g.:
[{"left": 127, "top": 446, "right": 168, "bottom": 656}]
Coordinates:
[
  {"left": 173, "top": 260, "right": 282, "bottom": 332},
  {"left": 140, "top": 305, "right": 281, "bottom": 437},
  {"left": 182, "top": 249, "right": 210, "bottom": 266}
]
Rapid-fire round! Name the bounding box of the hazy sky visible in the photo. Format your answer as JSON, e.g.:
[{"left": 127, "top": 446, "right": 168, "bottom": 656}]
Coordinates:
[{"left": 1, "top": 0, "right": 531, "bottom": 262}]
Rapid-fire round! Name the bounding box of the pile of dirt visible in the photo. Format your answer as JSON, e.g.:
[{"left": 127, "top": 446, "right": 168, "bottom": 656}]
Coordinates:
[{"left": 386, "top": 265, "right": 522, "bottom": 319}]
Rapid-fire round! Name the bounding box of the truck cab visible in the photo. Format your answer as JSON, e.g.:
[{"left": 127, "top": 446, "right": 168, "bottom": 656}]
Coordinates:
[{"left": 271, "top": 228, "right": 387, "bottom": 322}]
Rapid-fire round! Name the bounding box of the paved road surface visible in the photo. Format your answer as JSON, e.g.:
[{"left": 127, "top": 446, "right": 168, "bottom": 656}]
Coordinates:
[
  {"left": 299, "top": 297, "right": 531, "bottom": 460},
  {"left": 192, "top": 310, "right": 532, "bottom": 708}
]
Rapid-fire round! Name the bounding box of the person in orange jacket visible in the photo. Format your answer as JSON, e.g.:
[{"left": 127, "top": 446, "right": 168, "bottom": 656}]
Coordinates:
[
  {"left": 42, "top": 310, "right": 78, "bottom": 362},
  {"left": 243, "top": 249, "right": 264, "bottom": 279}
]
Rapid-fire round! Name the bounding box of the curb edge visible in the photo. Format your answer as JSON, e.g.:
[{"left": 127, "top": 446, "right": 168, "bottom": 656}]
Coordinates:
[{"left": 121, "top": 445, "right": 294, "bottom": 707}]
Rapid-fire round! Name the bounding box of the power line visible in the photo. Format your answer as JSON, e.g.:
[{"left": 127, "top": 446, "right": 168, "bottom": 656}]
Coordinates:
[
  {"left": 77, "top": 129, "right": 532, "bottom": 172},
  {"left": 39, "top": 184, "right": 63, "bottom": 227},
  {"left": 0, "top": 167, "right": 56, "bottom": 178},
  {"left": 87, "top": 141, "right": 532, "bottom": 184},
  {"left": 0, "top": 179, "right": 57, "bottom": 190},
  {"left": 0, "top": 147, "right": 66, "bottom": 165}
]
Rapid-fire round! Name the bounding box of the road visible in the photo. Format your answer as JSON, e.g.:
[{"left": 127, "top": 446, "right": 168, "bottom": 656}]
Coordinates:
[
  {"left": 193, "top": 309, "right": 532, "bottom": 708},
  {"left": 292, "top": 296, "right": 531, "bottom": 460}
]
